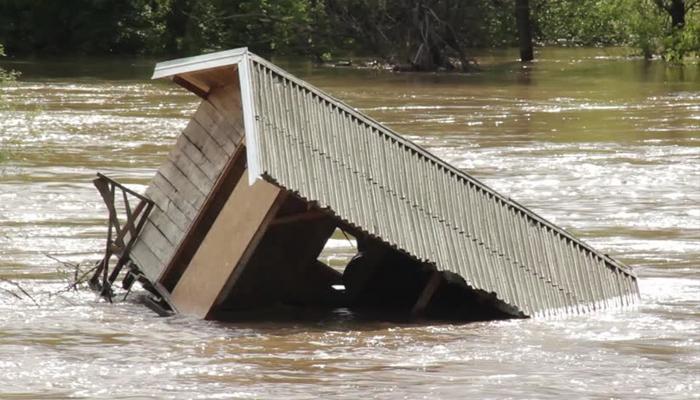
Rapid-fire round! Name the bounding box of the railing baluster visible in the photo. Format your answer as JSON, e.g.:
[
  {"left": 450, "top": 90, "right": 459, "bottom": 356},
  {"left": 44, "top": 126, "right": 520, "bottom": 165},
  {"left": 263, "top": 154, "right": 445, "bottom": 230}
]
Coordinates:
[{"left": 91, "top": 173, "right": 154, "bottom": 302}]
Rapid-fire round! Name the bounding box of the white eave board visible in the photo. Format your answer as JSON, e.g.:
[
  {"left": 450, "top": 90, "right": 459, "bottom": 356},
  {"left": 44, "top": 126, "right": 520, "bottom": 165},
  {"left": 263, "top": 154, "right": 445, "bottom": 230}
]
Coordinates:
[{"left": 152, "top": 47, "right": 249, "bottom": 80}]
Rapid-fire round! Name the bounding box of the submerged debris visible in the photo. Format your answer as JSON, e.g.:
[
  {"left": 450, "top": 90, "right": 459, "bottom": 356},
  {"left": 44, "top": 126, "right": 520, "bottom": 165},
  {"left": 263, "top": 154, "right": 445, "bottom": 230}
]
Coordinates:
[{"left": 0, "top": 278, "right": 38, "bottom": 306}]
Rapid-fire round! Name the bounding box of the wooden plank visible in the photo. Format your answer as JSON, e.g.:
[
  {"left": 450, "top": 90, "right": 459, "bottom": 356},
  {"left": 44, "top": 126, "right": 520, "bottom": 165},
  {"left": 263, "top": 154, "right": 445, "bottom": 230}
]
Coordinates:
[
  {"left": 139, "top": 219, "right": 176, "bottom": 264},
  {"left": 210, "top": 118, "right": 242, "bottom": 155},
  {"left": 215, "top": 214, "right": 337, "bottom": 310},
  {"left": 169, "top": 171, "right": 284, "bottom": 319},
  {"left": 168, "top": 146, "right": 214, "bottom": 196},
  {"left": 193, "top": 100, "right": 243, "bottom": 156},
  {"left": 208, "top": 83, "right": 243, "bottom": 113},
  {"left": 148, "top": 208, "right": 186, "bottom": 247},
  {"left": 193, "top": 100, "right": 237, "bottom": 154},
  {"left": 176, "top": 133, "right": 219, "bottom": 181},
  {"left": 271, "top": 210, "right": 328, "bottom": 226},
  {"left": 182, "top": 119, "right": 229, "bottom": 172},
  {"left": 194, "top": 66, "right": 239, "bottom": 89},
  {"left": 173, "top": 75, "right": 209, "bottom": 99},
  {"left": 157, "top": 144, "right": 248, "bottom": 292},
  {"left": 130, "top": 240, "right": 164, "bottom": 282},
  {"left": 191, "top": 100, "right": 220, "bottom": 134},
  {"left": 180, "top": 66, "right": 238, "bottom": 91},
  {"left": 411, "top": 270, "right": 443, "bottom": 315},
  {"left": 207, "top": 85, "right": 245, "bottom": 137},
  {"left": 158, "top": 160, "right": 206, "bottom": 210},
  {"left": 145, "top": 183, "right": 191, "bottom": 232},
  {"left": 151, "top": 172, "right": 199, "bottom": 220},
  {"left": 204, "top": 66, "right": 238, "bottom": 88}
]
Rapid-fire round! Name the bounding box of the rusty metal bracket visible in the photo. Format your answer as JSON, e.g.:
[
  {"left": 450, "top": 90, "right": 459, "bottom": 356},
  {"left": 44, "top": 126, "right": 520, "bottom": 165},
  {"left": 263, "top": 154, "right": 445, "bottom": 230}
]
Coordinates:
[{"left": 90, "top": 173, "right": 154, "bottom": 302}]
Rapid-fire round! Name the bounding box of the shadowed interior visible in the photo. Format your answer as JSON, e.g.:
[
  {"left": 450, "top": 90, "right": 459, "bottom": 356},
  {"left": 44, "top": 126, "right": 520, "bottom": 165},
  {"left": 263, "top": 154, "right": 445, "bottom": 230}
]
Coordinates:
[{"left": 206, "top": 192, "right": 520, "bottom": 322}]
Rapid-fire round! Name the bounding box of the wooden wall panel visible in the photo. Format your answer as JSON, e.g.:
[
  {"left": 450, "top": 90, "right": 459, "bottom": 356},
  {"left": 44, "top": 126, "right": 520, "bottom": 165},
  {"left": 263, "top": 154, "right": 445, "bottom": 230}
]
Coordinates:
[
  {"left": 169, "top": 172, "right": 283, "bottom": 318},
  {"left": 129, "top": 72, "right": 246, "bottom": 284},
  {"left": 175, "top": 133, "right": 219, "bottom": 181}
]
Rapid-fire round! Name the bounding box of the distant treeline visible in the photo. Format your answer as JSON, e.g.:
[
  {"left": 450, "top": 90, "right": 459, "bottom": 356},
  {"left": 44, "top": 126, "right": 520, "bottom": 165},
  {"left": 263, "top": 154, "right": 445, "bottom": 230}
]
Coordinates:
[{"left": 1, "top": 0, "right": 699, "bottom": 64}]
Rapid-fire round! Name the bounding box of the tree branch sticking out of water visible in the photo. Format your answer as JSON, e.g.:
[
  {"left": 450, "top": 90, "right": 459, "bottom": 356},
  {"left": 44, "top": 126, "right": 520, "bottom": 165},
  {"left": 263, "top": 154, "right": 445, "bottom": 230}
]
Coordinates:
[
  {"left": 45, "top": 253, "right": 99, "bottom": 296},
  {"left": 0, "top": 255, "right": 99, "bottom": 307},
  {"left": 0, "top": 278, "right": 39, "bottom": 306}
]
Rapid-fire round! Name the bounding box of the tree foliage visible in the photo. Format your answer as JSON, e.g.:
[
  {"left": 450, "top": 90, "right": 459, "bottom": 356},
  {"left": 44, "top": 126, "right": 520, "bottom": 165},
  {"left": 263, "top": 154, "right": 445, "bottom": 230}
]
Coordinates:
[
  {"left": 0, "top": 0, "right": 170, "bottom": 55},
  {"left": 322, "top": 0, "right": 515, "bottom": 69},
  {"left": 0, "top": 43, "right": 19, "bottom": 82},
  {"left": 533, "top": 0, "right": 632, "bottom": 46},
  {"left": 534, "top": 0, "right": 700, "bottom": 61},
  {"left": 1, "top": 0, "right": 700, "bottom": 63}
]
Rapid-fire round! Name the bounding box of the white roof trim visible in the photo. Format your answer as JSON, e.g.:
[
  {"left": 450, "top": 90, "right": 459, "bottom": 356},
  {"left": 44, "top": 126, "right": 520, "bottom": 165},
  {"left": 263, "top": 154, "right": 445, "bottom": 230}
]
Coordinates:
[
  {"left": 238, "top": 53, "right": 262, "bottom": 185},
  {"left": 152, "top": 47, "right": 263, "bottom": 186},
  {"left": 151, "top": 47, "right": 249, "bottom": 79}
]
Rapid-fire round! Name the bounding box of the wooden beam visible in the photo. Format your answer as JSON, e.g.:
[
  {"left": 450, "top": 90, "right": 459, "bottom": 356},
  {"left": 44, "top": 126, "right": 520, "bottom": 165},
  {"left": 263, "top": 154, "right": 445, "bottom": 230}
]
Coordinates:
[
  {"left": 199, "top": 66, "right": 239, "bottom": 89},
  {"left": 270, "top": 210, "right": 328, "bottom": 226},
  {"left": 411, "top": 270, "right": 443, "bottom": 316},
  {"left": 173, "top": 75, "right": 209, "bottom": 99}
]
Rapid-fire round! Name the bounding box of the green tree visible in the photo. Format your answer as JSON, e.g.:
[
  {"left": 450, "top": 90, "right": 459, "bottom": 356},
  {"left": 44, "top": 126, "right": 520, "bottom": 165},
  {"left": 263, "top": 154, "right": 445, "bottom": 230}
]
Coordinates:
[
  {"left": 653, "top": 0, "right": 692, "bottom": 27},
  {"left": 0, "top": 0, "right": 170, "bottom": 55},
  {"left": 516, "top": 0, "right": 534, "bottom": 62},
  {"left": 0, "top": 43, "right": 19, "bottom": 82},
  {"left": 651, "top": 0, "right": 700, "bottom": 61},
  {"left": 626, "top": 0, "right": 700, "bottom": 61},
  {"left": 324, "top": 0, "right": 516, "bottom": 70},
  {"left": 533, "top": 0, "right": 631, "bottom": 46},
  {"left": 169, "top": 0, "right": 326, "bottom": 57},
  {"left": 3, "top": 0, "right": 700, "bottom": 65}
]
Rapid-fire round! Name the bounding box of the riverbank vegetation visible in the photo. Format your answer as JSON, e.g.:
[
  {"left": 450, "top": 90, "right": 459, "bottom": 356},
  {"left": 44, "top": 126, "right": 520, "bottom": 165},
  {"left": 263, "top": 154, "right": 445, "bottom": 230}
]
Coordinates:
[
  {"left": 1, "top": 0, "right": 700, "bottom": 67},
  {"left": 0, "top": 43, "right": 19, "bottom": 82}
]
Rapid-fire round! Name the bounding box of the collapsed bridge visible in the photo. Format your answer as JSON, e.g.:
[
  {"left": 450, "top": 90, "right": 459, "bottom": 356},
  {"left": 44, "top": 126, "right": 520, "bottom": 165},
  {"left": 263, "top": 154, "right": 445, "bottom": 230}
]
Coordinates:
[{"left": 91, "top": 48, "right": 639, "bottom": 321}]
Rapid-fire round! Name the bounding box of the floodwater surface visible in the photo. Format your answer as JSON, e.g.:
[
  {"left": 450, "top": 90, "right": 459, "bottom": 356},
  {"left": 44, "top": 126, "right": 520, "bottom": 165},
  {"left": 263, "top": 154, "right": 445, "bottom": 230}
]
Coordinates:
[{"left": 1, "top": 48, "right": 698, "bottom": 399}]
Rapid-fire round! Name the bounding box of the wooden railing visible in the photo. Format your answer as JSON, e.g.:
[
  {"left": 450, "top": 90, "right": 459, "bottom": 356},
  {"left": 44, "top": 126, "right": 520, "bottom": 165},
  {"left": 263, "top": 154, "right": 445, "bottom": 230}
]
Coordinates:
[{"left": 90, "top": 173, "right": 154, "bottom": 301}]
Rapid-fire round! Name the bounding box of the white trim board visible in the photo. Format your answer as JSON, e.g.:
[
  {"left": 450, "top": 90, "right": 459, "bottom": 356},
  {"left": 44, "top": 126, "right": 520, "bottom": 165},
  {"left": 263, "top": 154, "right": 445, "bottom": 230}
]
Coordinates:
[{"left": 152, "top": 47, "right": 249, "bottom": 80}]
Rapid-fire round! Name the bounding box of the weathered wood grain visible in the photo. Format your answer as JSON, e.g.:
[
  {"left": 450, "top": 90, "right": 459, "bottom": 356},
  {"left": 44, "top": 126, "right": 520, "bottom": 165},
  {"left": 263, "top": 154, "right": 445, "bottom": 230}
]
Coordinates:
[
  {"left": 175, "top": 133, "right": 219, "bottom": 181},
  {"left": 156, "top": 144, "right": 248, "bottom": 292},
  {"left": 168, "top": 145, "right": 213, "bottom": 196},
  {"left": 148, "top": 208, "right": 186, "bottom": 247},
  {"left": 204, "top": 66, "right": 238, "bottom": 88},
  {"left": 193, "top": 100, "right": 238, "bottom": 155},
  {"left": 201, "top": 66, "right": 239, "bottom": 89},
  {"left": 130, "top": 239, "right": 164, "bottom": 282},
  {"left": 158, "top": 160, "right": 206, "bottom": 210},
  {"left": 182, "top": 119, "right": 230, "bottom": 171},
  {"left": 145, "top": 183, "right": 191, "bottom": 232},
  {"left": 138, "top": 220, "right": 176, "bottom": 263},
  {"left": 207, "top": 86, "right": 245, "bottom": 142},
  {"left": 178, "top": 66, "right": 238, "bottom": 95},
  {"left": 173, "top": 75, "right": 209, "bottom": 99},
  {"left": 129, "top": 66, "right": 250, "bottom": 286},
  {"left": 151, "top": 173, "right": 199, "bottom": 219}
]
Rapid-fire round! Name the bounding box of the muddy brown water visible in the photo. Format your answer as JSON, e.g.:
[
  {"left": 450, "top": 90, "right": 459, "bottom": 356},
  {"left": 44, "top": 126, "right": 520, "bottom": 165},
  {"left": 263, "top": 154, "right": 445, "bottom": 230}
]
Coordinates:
[{"left": 0, "top": 48, "right": 698, "bottom": 399}]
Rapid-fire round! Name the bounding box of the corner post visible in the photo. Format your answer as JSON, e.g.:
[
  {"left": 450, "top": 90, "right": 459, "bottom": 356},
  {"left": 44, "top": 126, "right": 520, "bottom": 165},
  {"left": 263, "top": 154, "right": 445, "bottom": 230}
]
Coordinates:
[{"left": 239, "top": 52, "right": 263, "bottom": 185}]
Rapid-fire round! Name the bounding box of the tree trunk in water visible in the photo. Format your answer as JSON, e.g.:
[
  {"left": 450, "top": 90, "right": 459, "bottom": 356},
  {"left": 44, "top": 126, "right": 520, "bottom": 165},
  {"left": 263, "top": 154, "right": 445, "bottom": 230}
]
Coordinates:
[
  {"left": 670, "top": 0, "right": 686, "bottom": 28},
  {"left": 515, "top": 0, "right": 534, "bottom": 62},
  {"left": 163, "top": 0, "right": 193, "bottom": 54}
]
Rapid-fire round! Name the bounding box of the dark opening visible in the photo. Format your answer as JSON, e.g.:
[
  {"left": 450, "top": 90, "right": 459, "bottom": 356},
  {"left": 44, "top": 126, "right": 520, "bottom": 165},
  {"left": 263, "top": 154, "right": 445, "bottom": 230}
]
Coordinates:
[
  {"left": 210, "top": 194, "right": 521, "bottom": 322},
  {"left": 339, "top": 234, "right": 518, "bottom": 322}
]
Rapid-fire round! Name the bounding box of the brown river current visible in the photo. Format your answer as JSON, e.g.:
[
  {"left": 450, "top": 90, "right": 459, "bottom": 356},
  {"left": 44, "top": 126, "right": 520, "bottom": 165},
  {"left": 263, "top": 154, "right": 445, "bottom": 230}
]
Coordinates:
[{"left": 0, "top": 48, "right": 698, "bottom": 399}]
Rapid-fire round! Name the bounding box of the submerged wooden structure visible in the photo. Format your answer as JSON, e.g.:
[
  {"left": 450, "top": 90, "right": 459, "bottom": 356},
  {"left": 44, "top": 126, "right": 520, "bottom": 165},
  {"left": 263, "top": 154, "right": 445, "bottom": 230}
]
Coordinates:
[{"left": 92, "top": 48, "right": 639, "bottom": 321}]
